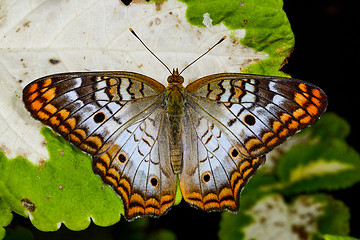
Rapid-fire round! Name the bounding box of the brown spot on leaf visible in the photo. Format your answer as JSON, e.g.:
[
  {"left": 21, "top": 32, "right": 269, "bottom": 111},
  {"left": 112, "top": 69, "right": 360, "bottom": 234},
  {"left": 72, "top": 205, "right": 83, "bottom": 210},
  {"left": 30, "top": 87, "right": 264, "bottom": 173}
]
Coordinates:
[
  {"left": 155, "top": 2, "right": 162, "bottom": 11},
  {"left": 37, "top": 159, "right": 46, "bottom": 167},
  {"left": 23, "top": 21, "right": 31, "bottom": 27},
  {"left": 155, "top": 17, "right": 161, "bottom": 25},
  {"left": 21, "top": 198, "right": 36, "bottom": 212},
  {"left": 291, "top": 224, "right": 308, "bottom": 240}
]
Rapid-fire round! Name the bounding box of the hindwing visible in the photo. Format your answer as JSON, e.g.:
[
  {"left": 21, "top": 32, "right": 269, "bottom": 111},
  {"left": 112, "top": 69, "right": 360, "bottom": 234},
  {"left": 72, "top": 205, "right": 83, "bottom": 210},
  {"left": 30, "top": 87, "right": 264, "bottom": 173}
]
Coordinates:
[{"left": 180, "top": 106, "right": 265, "bottom": 211}]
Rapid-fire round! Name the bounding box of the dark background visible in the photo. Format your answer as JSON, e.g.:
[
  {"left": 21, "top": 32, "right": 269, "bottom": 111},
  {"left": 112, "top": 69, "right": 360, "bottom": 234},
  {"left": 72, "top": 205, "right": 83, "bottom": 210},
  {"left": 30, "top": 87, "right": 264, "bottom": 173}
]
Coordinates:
[
  {"left": 6, "top": 0, "right": 359, "bottom": 239},
  {"left": 282, "top": 0, "right": 360, "bottom": 238}
]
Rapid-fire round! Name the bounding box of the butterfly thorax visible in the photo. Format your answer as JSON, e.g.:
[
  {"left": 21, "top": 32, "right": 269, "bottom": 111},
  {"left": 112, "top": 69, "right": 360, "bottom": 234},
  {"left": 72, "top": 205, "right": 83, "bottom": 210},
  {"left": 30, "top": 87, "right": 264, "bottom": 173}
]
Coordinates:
[{"left": 165, "top": 69, "right": 185, "bottom": 173}]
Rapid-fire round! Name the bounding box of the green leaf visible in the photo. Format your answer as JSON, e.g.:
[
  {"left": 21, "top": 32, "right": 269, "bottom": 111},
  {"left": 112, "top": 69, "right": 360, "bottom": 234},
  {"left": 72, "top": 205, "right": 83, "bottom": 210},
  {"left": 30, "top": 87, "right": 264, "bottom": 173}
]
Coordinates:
[
  {"left": 315, "top": 194, "right": 350, "bottom": 237},
  {"left": 278, "top": 140, "right": 360, "bottom": 193},
  {"left": 276, "top": 115, "right": 360, "bottom": 194},
  {"left": 181, "top": 0, "right": 295, "bottom": 75},
  {"left": 323, "top": 235, "right": 360, "bottom": 240},
  {"left": 0, "top": 198, "right": 13, "bottom": 240},
  {"left": 219, "top": 194, "right": 350, "bottom": 240},
  {"left": 0, "top": 128, "right": 123, "bottom": 232}
]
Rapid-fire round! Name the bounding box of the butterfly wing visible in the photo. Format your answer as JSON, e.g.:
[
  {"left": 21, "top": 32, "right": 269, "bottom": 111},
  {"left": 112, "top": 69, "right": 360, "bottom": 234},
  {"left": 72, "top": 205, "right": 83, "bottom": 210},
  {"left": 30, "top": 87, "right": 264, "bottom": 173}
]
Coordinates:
[
  {"left": 23, "top": 72, "right": 176, "bottom": 220},
  {"left": 180, "top": 106, "right": 265, "bottom": 211},
  {"left": 181, "top": 73, "right": 327, "bottom": 211},
  {"left": 186, "top": 73, "right": 327, "bottom": 159},
  {"left": 96, "top": 107, "right": 176, "bottom": 220}
]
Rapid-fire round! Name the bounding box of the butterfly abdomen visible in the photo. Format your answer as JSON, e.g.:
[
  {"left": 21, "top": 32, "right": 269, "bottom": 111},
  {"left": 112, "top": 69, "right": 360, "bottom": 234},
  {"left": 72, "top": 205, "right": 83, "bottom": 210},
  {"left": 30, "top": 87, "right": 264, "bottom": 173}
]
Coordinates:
[
  {"left": 165, "top": 82, "right": 185, "bottom": 174},
  {"left": 168, "top": 118, "right": 183, "bottom": 174}
]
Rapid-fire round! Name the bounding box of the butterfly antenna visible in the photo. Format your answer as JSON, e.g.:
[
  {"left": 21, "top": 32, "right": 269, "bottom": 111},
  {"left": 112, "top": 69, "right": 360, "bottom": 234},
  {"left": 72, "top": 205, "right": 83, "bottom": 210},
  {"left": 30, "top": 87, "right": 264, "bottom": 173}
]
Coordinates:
[
  {"left": 179, "top": 35, "right": 227, "bottom": 75},
  {"left": 129, "top": 28, "right": 172, "bottom": 75}
]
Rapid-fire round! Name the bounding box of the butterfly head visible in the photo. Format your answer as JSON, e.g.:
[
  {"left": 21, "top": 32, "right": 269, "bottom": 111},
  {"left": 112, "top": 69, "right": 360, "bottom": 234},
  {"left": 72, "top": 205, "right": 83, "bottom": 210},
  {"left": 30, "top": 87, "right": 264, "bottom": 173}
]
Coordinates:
[{"left": 167, "top": 68, "right": 184, "bottom": 84}]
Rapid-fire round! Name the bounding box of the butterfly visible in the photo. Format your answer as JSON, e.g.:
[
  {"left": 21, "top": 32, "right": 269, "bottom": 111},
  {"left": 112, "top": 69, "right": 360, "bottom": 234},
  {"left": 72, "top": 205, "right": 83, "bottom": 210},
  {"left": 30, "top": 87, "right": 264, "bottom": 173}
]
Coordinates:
[{"left": 22, "top": 30, "right": 327, "bottom": 220}]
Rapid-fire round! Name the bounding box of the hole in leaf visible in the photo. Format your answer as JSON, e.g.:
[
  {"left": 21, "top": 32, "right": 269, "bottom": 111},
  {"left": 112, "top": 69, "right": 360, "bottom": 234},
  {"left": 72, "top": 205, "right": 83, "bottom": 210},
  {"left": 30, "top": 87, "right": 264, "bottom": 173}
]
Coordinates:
[{"left": 49, "top": 58, "right": 61, "bottom": 65}]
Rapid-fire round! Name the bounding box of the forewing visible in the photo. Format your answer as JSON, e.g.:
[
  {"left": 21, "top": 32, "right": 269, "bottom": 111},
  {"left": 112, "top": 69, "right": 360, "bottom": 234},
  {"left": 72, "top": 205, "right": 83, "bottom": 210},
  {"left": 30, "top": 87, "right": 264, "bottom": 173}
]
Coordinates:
[
  {"left": 23, "top": 72, "right": 176, "bottom": 220},
  {"left": 180, "top": 106, "right": 265, "bottom": 212},
  {"left": 186, "top": 73, "right": 327, "bottom": 159},
  {"left": 22, "top": 71, "right": 165, "bottom": 155}
]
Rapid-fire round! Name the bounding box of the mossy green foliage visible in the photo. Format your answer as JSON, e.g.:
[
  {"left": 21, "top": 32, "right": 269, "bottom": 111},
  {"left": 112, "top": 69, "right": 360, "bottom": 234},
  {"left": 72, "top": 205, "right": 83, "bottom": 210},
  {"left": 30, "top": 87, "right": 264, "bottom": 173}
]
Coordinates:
[
  {"left": 0, "top": 128, "right": 123, "bottom": 232},
  {"left": 180, "top": 0, "right": 294, "bottom": 75},
  {"left": 219, "top": 113, "right": 360, "bottom": 240}
]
